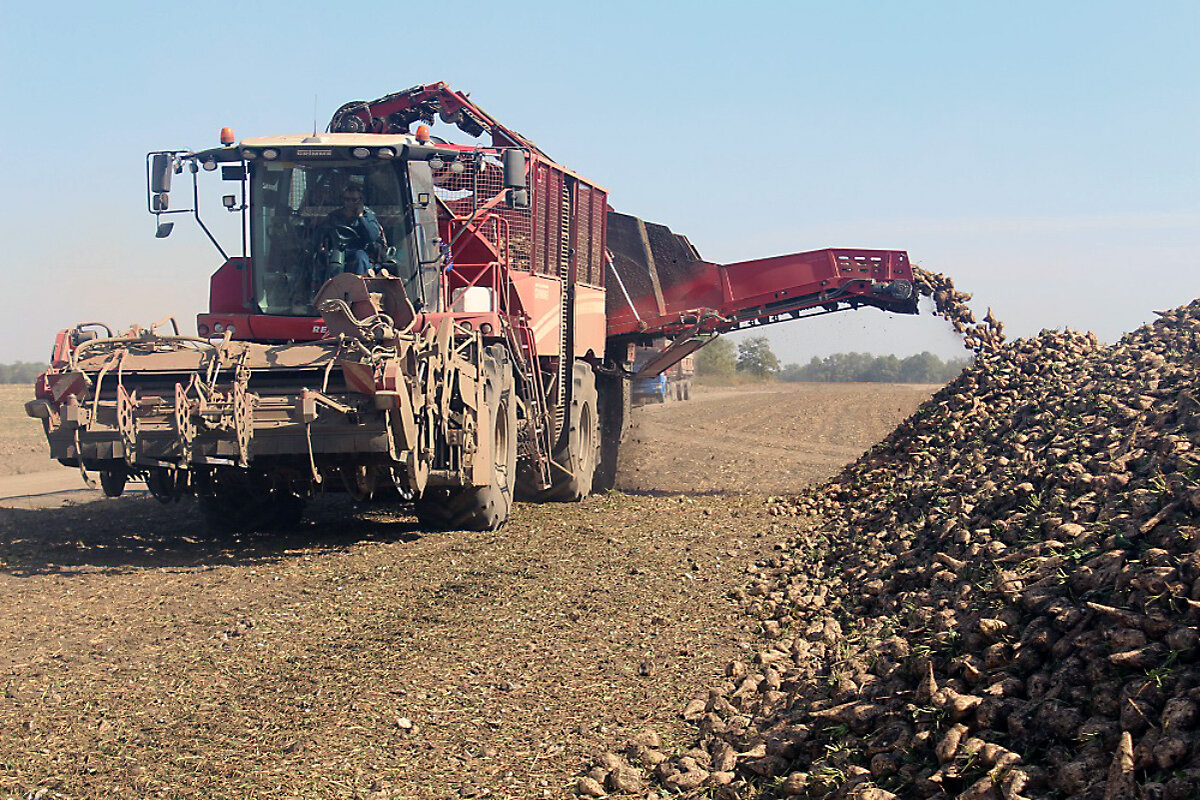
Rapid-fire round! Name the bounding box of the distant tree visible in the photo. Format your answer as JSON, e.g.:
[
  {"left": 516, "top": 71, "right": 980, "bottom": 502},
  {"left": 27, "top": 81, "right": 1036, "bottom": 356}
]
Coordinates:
[
  {"left": 0, "top": 362, "right": 46, "bottom": 384},
  {"left": 778, "top": 352, "right": 970, "bottom": 383},
  {"left": 840, "top": 352, "right": 873, "bottom": 381},
  {"left": 864, "top": 354, "right": 902, "bottom": 382},
  {"left": 779, "top": 358, "right": 817, "bottom": 382},
  {"left": 695, "top": 337, "right": 736, "bottom": 378},
  {"left": 898, "top": 351, "right": 944, "bottom": 383},
  {"left": 736, "top": 336, "right": 779, "bottom": 378}
]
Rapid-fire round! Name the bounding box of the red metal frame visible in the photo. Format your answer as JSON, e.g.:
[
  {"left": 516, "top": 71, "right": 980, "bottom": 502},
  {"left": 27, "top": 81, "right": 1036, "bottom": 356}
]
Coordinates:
[
  {"left": 329, "top": 82, "right": 541, "bottom": 153},
  {"left": 605, "top": 248, "right": 915, "bottom": 338}
]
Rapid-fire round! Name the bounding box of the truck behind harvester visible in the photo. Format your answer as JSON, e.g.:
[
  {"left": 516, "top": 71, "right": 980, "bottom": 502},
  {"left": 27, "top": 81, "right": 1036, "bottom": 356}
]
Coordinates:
[
  {"left": 27, "top": 83, "right": 918, "bottom": 531},
  {"left": 632, "top": 345, "right": 694, "bottom": 405}
]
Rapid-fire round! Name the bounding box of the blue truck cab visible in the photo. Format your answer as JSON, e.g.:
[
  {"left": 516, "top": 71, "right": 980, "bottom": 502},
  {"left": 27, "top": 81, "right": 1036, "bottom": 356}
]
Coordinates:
[{"left": 632, "top": 372, "right": 669, "bottom": 404}]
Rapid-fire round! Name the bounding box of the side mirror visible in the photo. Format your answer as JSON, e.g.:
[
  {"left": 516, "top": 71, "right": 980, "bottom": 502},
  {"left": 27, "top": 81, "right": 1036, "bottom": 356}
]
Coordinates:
[
  {"left": 222, "top": 195, "right": 237, "bottom": 209},
  {"left": 150, "top": 153, "right": 173, "bottom": 194},
  {"left": 155, "top": 221, "right": 174, "bottom": 239},
  {"left": 503, "top": 149, "right": 527, "bottom": 189},
  {"left": 506, "top": 188, "right": 529, "bottom": 210},
  {"left": 151, "top": 193, "right": 170, "bottom": 212}
]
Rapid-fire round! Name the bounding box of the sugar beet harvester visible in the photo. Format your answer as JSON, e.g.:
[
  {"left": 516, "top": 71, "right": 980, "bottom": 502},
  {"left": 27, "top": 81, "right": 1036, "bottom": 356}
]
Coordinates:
[{"left": 27, "top": 83, "right": 918, "bottom": 532}]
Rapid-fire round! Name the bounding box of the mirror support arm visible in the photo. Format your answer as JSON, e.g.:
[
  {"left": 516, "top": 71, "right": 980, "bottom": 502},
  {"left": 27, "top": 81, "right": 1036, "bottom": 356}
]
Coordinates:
[
  {"left": 192, "top": 169, "right": 229, "bottom": 261},
  {"left": 240, "top": 172, "right": 248, "bottom": 258}
]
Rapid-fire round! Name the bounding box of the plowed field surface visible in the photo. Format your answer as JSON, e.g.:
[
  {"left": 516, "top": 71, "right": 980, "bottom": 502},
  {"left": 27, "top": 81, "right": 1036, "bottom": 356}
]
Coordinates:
[{"left": 0, "top": 382, "right": 935, "bottom": 799}]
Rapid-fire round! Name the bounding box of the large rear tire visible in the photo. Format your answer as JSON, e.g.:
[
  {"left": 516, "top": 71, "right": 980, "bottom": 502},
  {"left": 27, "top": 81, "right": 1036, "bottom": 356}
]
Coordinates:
[
  {"left": 414, "top": 348, "right": 517, "bottom": 531},
  {"left": 593, "top": 371, "right": 629, "bottom": 493},
  {"left": 524, "top": 361, "right": 599, "bottom": 502}
]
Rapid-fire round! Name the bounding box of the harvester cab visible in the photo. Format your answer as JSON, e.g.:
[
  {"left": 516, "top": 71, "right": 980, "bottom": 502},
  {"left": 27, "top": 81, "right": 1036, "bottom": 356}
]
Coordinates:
[{"left": 146, "top": 131, "right": 531, "bottom": 335}]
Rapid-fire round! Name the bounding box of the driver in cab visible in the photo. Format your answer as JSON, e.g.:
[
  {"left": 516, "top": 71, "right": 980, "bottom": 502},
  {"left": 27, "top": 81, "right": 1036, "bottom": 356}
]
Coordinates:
[{"left": 320, "top": 185, "right": 383, "bottom": 276}]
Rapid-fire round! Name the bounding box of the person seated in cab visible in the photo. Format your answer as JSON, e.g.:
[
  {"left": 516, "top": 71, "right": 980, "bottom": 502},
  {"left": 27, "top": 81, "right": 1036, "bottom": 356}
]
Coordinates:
[{"left": 315, "top": 184, "right": 385, "bottom": 277}]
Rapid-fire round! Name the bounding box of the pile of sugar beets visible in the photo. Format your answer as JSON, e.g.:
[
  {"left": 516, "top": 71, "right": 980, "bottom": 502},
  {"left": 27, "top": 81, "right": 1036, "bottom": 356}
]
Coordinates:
[{"left": 581, "top": 270, "right": 1200, "bottom": 799}]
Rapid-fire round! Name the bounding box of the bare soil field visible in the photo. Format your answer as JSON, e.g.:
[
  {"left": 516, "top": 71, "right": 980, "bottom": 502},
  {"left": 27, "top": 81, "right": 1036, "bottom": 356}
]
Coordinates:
[
  {"left": 619, "top": 384, "right": 938, "bottom": 496},
  {"left": 0, "top": 382, "right": 934, "bottom": 800},
  {"left": 0, "top": 386, "right": 61, "bottom": 478}
]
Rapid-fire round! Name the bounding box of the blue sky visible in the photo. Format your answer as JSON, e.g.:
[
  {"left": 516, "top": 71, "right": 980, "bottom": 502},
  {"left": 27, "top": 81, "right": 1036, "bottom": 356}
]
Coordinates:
[{"left": 1, "top": 1, "right": 1196, "bottom": 364}]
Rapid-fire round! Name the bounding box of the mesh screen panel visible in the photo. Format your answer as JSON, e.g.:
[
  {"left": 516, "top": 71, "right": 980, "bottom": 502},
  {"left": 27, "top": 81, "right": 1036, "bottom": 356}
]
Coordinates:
[
  {"left": 573, "top": 183, "right": 607, "bottom": 287},
  {"left": 588, "top": 186, "right": 606, "bottom": 286},
  {"left": 577, "top": 184, "right": 592, "bottom": 284},
  {"left": 431, "top": 149, "right": 606, "bottom": 285},
  {"left": 431, "top": 151, "right": 533, "bottom": 272}
]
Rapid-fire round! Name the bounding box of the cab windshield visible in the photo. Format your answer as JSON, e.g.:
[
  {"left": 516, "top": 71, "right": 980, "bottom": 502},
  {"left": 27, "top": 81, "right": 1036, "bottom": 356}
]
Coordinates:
[{"left": 249, "top": 161, "right": 418, "bottom": 315}]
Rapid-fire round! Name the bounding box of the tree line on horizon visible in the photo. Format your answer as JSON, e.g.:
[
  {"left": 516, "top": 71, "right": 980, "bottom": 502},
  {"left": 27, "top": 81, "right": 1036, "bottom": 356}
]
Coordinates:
[
  {"left": 0, "top": 362, "right": 47, "bottom": 384},
  {"left": 779, "top": 350, "right": 971, "bottom": 383},
  {"left": 696, "top": 336, "right": 970, "bottom": 383}
]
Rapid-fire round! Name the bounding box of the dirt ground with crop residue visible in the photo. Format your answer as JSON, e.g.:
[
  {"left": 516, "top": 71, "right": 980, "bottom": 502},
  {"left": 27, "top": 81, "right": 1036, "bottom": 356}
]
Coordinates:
[{"left": 0, "top": 382, "right": 935, "bottom": 800}]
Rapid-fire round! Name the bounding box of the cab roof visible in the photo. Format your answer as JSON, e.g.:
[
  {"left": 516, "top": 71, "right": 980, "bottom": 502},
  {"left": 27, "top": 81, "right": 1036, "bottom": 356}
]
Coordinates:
[{"left": 239, "top": 133, "right": 420, "bottom": 148}]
